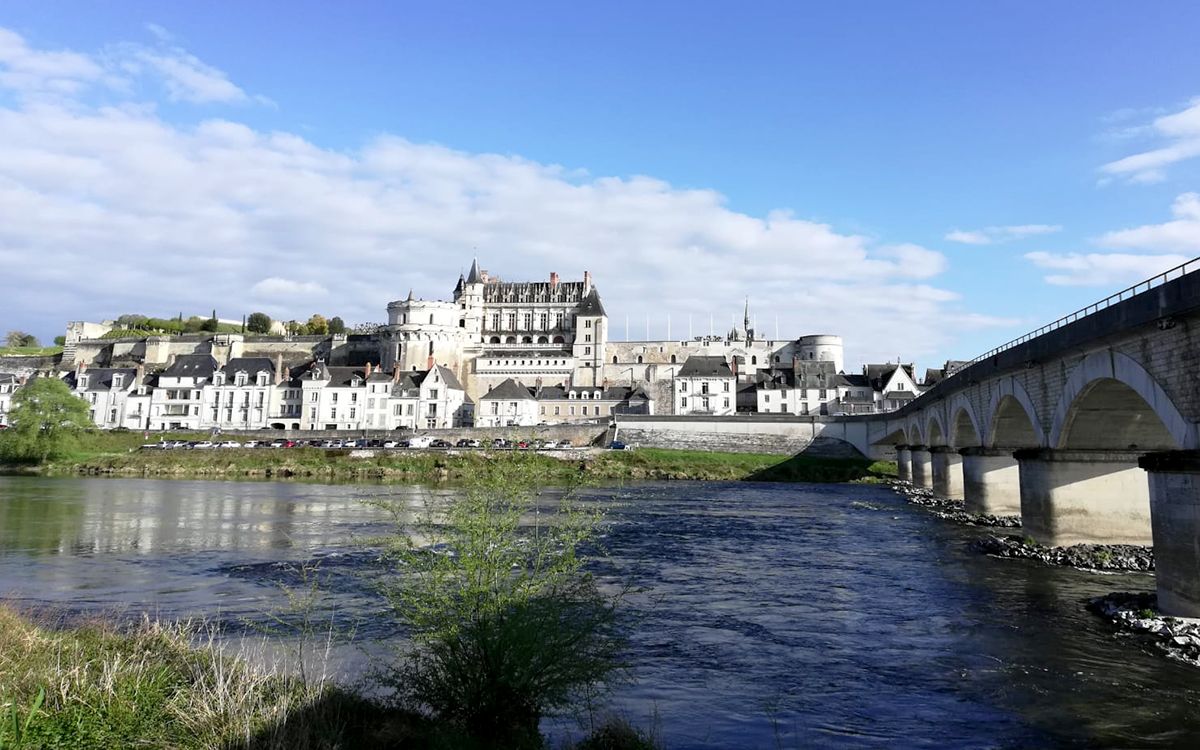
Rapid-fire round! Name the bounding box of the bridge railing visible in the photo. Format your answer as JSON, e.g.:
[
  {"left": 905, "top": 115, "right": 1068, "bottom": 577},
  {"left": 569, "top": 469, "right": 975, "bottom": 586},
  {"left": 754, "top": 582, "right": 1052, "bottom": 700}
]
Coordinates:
[{"left": 961, "top": 255, "right": 1200, "bottom": 370}]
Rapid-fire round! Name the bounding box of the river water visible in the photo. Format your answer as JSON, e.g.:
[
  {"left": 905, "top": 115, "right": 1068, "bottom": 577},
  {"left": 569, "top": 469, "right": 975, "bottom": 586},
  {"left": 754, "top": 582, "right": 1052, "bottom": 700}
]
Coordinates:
[{"left": 1, "top": 475, "right": 1198, "bottom": 748}]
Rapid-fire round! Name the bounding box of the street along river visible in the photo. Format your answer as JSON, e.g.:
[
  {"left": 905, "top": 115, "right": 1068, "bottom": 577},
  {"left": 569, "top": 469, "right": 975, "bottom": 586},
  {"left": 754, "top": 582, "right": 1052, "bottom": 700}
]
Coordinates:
[{"left": 0, "top": 475, "right": 1198, "bottom": 748}]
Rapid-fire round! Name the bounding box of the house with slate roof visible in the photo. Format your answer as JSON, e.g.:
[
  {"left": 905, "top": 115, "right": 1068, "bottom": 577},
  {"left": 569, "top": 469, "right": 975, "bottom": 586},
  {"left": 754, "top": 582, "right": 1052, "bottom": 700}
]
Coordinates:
[
  {"left": 673, "top": 355, "right": 736, "bottom": 416},
  {"left": 532, "top": 384, "right": 654, "bottom": 424},
  {"left": 476, "top": 378, "right": 539, "bottom": 427}
]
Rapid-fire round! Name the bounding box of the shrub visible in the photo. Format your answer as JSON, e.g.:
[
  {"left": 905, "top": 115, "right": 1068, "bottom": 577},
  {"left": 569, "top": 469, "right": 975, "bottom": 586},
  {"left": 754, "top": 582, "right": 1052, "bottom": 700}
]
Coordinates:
[{"left": 372, "top": 455, "right": 626, "bottom": 747}]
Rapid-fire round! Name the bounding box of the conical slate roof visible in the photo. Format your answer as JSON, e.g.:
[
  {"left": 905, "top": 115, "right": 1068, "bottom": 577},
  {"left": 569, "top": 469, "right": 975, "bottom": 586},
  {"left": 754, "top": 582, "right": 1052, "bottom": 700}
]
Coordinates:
[
  {"left": 466, "top": 257, "right": 484, "bottom": 284},
  {"left": 576, "top": 288, "right": 606, "bottom": 317}
]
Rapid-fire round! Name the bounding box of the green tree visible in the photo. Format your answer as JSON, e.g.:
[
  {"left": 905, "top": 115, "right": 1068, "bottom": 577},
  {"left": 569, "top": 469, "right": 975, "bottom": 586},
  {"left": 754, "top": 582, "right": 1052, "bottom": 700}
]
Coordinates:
[
  {"left": 182, "top": 316, "right": 205, "bottom": 333},
  {"left": 200, "top": 310, "right": 219, "bottom": 333},
  {"left": 372, "top": 457, "right": 625, "bottom": 747},
  {"left": 246, "top": 312, "right": 273, "bottom": 334},
  {"left": 5, "top": 331, "right": 38, "bottom": 348},
  {"left": 305, "top": 314, "right": 328, "bottom": 335},
  {"left": 0, "top": 378, "right": 93, "bottom": 463},
  {"left": 327, "top": 316, "right": 346, "bottom": 335},
  {"left": 53, "top": 335, "right": 66, "bottom": 347}
]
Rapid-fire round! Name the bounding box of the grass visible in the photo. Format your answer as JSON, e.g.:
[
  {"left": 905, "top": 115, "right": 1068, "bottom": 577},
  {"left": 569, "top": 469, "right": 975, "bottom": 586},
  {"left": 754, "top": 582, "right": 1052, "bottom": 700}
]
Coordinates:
[
  {"left": 0, "top": 606, "right": 413, "bottom": 750},
  {"left": 29, "top": 432, "right": 898, "bottom": 485},
  {"left": 0, "top": 346, "right": 63, "bottom": 357},
  {"left": 0, "top": 606, "right": 662, "bottom": 749}
]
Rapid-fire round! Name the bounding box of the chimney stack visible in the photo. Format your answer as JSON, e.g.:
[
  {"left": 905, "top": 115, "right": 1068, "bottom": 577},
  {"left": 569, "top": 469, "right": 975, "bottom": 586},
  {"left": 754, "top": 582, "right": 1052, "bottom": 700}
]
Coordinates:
[
  {"left": 275, "top": 354, "right": 285, "bottom": 385},
  {"left": 392, "top": 363, "right": 401, "bottom": 383},
  {"left": 583, "top": 270, "right": 592, "bottom": 292},
  {"left": 365, "top": 362, "right": 373, "bottom": 377},
  {"left": 550, "top": 272, "right": 559, "bottom": 289},
  {"left": 135, "top": 361, "right": 145, "bottom": 384}
]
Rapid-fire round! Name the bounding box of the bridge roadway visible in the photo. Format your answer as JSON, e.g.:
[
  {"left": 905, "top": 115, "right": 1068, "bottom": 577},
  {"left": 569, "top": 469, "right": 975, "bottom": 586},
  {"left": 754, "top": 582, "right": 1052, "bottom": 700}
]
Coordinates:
[{"left": 617, "top": 259, "right": 1200, "bottom": 616}]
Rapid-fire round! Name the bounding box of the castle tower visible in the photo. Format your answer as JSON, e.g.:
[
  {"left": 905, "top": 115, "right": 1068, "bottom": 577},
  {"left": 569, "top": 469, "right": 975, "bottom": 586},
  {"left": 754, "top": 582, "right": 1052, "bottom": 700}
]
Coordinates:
[
  {"left": 456, "top": 257, "right": 486, "bottom": 340},
  {"left": 571, "top": 284, "right": 607, "bottom": 387}
]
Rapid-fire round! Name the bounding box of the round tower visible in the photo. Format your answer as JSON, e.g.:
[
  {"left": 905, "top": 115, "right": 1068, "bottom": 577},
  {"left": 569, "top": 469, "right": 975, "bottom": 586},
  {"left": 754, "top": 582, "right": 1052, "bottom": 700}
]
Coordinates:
[{"left": 794, "top": 334, "right": 844, "bottom": 372}]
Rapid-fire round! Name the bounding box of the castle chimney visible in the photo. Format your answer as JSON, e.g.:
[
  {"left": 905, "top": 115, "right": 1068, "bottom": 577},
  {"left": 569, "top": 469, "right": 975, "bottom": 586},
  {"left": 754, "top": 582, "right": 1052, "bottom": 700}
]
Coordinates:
[
  {"left": 365, "top": 362, "right": 373, "bottom": 377},
  {"left": 583, "top": 270, "right": 592, "bottom": 292},
  {"left": 135, "top": 361, "right": 145, "bottom": 384},
  {"left": 274, "top": 354, "right": 285, "bottom": 385},
  {"left": 550, "top": 272, "right": 559, "bottom": 289},
  {"left": 729, "top": 356, "right": 737, "bottom": 378},
  {"left": 77, "top": 361, "right": 88, "bottom": 375},
  {"left": 392, "top": 363, "right": 401, "bottom": 383}
]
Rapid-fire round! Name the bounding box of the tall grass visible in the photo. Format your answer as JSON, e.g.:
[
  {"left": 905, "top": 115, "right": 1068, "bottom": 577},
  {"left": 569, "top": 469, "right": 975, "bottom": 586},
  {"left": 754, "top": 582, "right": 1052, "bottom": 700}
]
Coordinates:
[{"left": 0, "top": 606, "right": 398, "bottom": 749}]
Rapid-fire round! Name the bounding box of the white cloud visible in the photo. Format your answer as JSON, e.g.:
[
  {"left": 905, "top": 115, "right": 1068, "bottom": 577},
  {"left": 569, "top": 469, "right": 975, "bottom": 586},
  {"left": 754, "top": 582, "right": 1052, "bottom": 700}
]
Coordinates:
[
  {"left": 1094, "top": 192, "right": 1200, "bottom": 253},
  {"left": 128, "top": 47, "right": 247, "bottom": 104},
  {"left": 0, "top": 26, "right": 254, "bottom": 105},
  {"left": 1024, "top": 251, "right": 1190, "bottom": 286},
  {"left": 1100, "top": 98, "right": 1200, "bottom": 183},
  {"left": 251, "top": 277, "right": 329, "bottom": 299},
  {"left": 944, "top": 224, "right": 1062, "bottom": 245},
  {"left": 0, "top": 25, "right": 1018, "bottom": 367}
]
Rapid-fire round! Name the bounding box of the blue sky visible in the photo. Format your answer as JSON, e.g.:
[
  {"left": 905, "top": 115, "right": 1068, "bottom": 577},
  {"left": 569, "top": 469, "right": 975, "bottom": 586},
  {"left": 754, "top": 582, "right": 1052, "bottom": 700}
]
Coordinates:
[{"left": 1, "top": 2, "right": 1198, "bottom": 368}]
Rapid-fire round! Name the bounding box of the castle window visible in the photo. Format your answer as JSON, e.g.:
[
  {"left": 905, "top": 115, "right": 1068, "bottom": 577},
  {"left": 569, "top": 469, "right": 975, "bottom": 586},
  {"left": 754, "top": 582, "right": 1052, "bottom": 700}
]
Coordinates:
[
  {"left": 774, "top": 356, "right": 780, "bottom": 363},
  {"left": 429, "top": 314, "right": 434, "bottom": 324},
  {"left": 490, "top": 336, "right": 500, "bottom": 344},
  {"left": 670, "top": 354, "right": 676, "bottom": 364},
  {"left": 612, "top": 356, "right": 618, "bottom": 364},
  {"left": 537, "top": 336, "right": 548, "bottom": 344},
  {"left": 539, "top": 313, "right": 548, "bottom": 329},
  {"left": 491, "top": 314, "right": 500, "bottom": 330},
  {"left": 751, "top": 356, "right": 757, "bottom": 365},
  {"left": 506, "top": 336, "right": 516, "bottom": 344},
  {"left": 637, "top": 355, "right": 643, "bottom": 364},
  {"left": 459, "top": 320, "right": 465, "bottom": 328},
  {"left": 506, "top": 313, "right": 516, "bottom": 329},
  {"left": 585, "top": 320, "right": 592, "bottom": 329},
  {"left": 523, "top": 313, "right": 532, "bottom": 329},
  {"left": 553, "top": 336, "right": 564, "bottom": 344}
]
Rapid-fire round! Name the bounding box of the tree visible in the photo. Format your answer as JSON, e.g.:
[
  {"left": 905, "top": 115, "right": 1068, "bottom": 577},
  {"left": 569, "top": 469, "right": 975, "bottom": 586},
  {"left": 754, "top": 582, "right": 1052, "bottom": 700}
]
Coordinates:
[
  {"left": 5, "top": 331, "right": 38, "bottom": 348},
  {"left": 285, "top": 320, "right": 303, "bottom": 336},
  {"left": 0, "top": 378, "right": 93, "bottom": 463},
  {"left": 183, "top": 316, "right": 205, "bottom": 333},
  {"left": 305, "top": 314, "right": 328, "bottom": 335},
  {"left": 53, "top": 336, "right": 66, "bottom": 347},
  {"left": 373, "top": 456, "right": 625, "bottom": 746},
  {"left": 327, "top": 316, "right": 346, "bottom": 335},
  {"left": 200, "top": 309, "right": 219, "bottom": 333},
  {"left": 246, "top": 312, "right": 273, "bottom": 334}
]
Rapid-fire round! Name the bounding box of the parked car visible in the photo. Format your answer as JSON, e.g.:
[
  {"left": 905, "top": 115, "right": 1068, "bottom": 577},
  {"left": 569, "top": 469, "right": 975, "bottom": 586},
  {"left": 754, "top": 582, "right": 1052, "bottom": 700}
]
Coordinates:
[
  {"left": 382, "top": 440, "right": 399, "bottom": 449},
  {"left": 430, "top": 438, "right": 452, "bottom": 449},
  {"left": 343, "top": 439, "right": 360, "bottom": 448},
  {"left": 608, "top": 441, "right": 629, "bottom": 451},
  {"left": 192, "top": 441, "right": 215, "bottom": 450},
  {"left": 491, "top": 438, "right": 510, "bottom": 449},
  {"left": 242, "top": 440, "right": 260, "bottom": 449},
  {"left": 408, "top": 436, "right": 434, "bottom": 449},
  {"left": 456, "top": 438, "right": 480, "bottom": 448},
  {"left": 556, "top": 440, "right": 573, "bottom": 449},
  {"left": 217, "top": 440, "right": 240, "bottom": 449}
]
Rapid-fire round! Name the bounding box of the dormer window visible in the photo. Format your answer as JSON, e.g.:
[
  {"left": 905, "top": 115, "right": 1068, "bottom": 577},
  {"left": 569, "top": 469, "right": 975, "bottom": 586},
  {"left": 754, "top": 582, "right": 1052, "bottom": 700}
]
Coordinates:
[
  {"left": 214, "top": 372, "right": 225, "bottom": 386},
  {"left": 594, "top": 391, "right": 601, "bottom": 400},
  {"left": 78, "top": 375, "right": 89, "bottom": 389},
  {"left": 112, "top": 374, "right": 124, "bottom": 388},
  {"left": 256, "top": 372, "right": 268, "bottom": 386},
  {"left": 581, "top": 392, "right": 589, "bottom": 400},
  {"left": 235, "top": 373, "right": 247, "bottom": 387},
  {"left": 568, "top": 392, "right": 575, "bottom": 400}
]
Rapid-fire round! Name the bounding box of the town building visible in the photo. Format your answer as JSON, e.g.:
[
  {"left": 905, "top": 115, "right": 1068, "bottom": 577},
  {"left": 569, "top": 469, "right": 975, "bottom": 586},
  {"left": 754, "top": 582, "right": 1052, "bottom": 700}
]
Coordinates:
[
  {"left": 0, "top": 373, "right": 23, "bottom": 426},
  {"left": 673, "top": 356, "right": 736, "bottom": 416}
]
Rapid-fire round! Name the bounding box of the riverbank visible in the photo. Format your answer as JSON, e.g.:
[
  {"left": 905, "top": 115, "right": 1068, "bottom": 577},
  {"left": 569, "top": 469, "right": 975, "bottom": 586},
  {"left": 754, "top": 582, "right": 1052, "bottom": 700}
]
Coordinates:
[
  {"left": 0, "top": 606, "right": 655, "bottom": 749},
  {"left": 5, "top": 432, "right": 896, "bottom": 484}
]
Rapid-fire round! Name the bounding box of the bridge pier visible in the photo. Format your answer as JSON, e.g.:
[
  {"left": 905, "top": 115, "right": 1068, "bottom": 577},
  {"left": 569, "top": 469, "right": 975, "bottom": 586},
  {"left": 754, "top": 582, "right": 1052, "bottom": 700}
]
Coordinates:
[
  {"left": 960, "top": 448, "right": 1022, "bottom": 516},
  {"left": 1139, "top": 451, "right": 1200, "bottom": 617},
  {"left": 1014, "top": 449, "right": 1152, "bottom": 547},
  {"left": 910, "top": 446, "right": 933, "bottom": 489},
  {"left": 896, "top": 445, "right": 912, "bottom": 482},
  {"left": 930, "top": 446, "right": 964, "bottom": 499}
]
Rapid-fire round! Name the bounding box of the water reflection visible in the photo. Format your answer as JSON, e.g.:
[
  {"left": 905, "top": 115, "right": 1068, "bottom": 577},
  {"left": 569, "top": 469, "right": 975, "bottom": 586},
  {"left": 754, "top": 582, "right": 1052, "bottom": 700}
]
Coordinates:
[{"left": 1, "top": 475, "right": 1199, "bottom": 748}]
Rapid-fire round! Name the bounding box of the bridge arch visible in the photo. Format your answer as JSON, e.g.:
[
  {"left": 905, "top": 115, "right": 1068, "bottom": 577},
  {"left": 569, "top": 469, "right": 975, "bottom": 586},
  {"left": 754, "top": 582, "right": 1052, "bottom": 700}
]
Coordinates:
[
  {"left": 905, "top": 417, "right": 924, "bottom": 446},
  {"left": 925, "top": 411, "right": 947, "bottom": 447},
  {"left": 948, "top": 394, "right": 982, "bottom": 447},
  {"left": 985, "top": 378, "right": 1044, "bottom": 448},
  {"left": 1050, "top": 350, "right": 1196, "bottom": 450}
]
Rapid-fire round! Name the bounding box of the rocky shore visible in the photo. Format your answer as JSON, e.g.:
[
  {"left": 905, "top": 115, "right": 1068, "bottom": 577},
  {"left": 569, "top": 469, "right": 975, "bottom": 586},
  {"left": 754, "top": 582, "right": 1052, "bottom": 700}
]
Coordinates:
[
  {"left": 1089, "top": 592, "right": 1200, "bottom": 667},
  {"left": 892, "top": 482, "right": 1021, "bottom": 528},
  {"left": 973, "top": 534, "right": 1154, "bottom": 572}
]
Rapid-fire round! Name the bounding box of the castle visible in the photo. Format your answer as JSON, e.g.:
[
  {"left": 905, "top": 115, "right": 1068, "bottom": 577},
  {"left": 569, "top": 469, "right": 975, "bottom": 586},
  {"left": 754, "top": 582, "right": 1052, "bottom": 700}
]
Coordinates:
[{"left": 35, "top": 259, "right": 939, "bottom": 432}]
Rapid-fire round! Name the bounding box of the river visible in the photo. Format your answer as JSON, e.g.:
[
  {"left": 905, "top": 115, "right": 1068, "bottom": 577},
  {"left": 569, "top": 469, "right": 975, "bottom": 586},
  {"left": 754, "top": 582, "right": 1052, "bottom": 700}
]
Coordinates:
[{"left": 1, "top": 475, "right": 1198, "bottom": 748}]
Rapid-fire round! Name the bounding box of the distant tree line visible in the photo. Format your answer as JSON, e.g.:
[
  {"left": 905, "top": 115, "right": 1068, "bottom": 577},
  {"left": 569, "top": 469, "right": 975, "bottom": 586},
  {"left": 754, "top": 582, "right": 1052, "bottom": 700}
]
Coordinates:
[{"left": 109, "top": 312, "right": 347, "bottom": 337}]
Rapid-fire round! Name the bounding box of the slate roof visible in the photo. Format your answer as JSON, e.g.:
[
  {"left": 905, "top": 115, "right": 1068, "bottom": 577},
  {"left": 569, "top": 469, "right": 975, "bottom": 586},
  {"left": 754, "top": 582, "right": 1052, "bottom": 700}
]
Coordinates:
[
  {"left": 66, "top": 368, "right": 138, "bottom": 392},
  {"left": 163, "top": 355, "right": 218, "bottom": 379},
  {"left": 838, "top": 373, "right": 871, "bottom": 388},
  {"left": 466, "top": 258, "right": 484, "bottom": 284},
  {"left": 576, "top": 288, "right": 606, "bottom": 317},
  {"left": 0, "top": 373, "right": 18, "bottom": 385},
  {"left": 677, "top": 356, "right": 734, "bottom": 379},
  {"left": 480, "top": 378, "right": 535, "bottom": 401},
  {"left": 433, "top": 365, "right": 465, "bottom": 392},
  {"left": 863, "top": 363, "right": 915, "bottom": 392},
  {"left": 535, "top": 385, "right": 643, "bottom": 401},
  {"left": 223, "top": 357, "right": 274, "bottom": 375}
]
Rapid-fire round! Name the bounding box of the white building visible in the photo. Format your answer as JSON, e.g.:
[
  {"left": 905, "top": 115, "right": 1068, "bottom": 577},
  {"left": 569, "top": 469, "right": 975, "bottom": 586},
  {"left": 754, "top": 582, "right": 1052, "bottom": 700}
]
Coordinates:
[
  {"left": 0, "top": 374, "right": 23, "bottom": 426},
  {"left": 533, "top": 385, "right": 654, "bottom": 424},
  {"left": 476, "top": 378, "right": 539, "bottom": 427},
  {"left": 674, "top": 356, "right": 736, "bottom": 416},
  {"left": 66, "top": 365, "right": 150, "bottom": 430},
  {"left": 147, "top": 355, "right": 217, "bottom": 431}
]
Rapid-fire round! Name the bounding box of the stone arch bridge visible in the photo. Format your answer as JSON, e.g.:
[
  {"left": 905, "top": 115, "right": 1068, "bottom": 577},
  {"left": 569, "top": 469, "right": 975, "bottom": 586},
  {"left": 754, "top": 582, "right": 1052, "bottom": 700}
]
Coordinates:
[{"left": 862, "top": 259, "right": 1200, "bottom": 616}]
